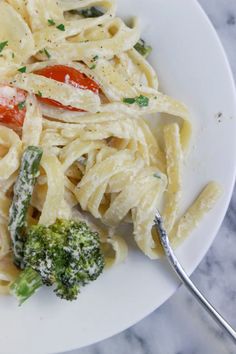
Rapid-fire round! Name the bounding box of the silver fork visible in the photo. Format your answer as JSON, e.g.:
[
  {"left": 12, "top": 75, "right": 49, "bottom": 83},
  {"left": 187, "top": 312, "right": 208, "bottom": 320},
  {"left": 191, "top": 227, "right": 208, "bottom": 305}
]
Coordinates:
[{"left": 154, "top": 211, "right": 236, "bottom": 344}]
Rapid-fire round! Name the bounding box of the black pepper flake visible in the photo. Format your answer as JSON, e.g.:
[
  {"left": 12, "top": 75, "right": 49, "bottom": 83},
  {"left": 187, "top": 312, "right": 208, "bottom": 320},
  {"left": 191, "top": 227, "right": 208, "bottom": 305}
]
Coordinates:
[{"left": 215, "top": 112, "right": 223, "bottom": 123}]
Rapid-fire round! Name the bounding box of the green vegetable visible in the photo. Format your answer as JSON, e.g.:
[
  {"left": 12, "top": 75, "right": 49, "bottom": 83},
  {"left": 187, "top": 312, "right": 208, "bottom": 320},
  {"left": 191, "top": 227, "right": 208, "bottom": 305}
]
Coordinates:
[
  {"left": 123, "top": 95, "right": 149, "bottom": 107},
  {"left": 10, "top": 219, "right": 105, "bottom": 304},
  {"left": 48, "top": 19, "right": 55, "bottom": 26},
  {"left": 10, "top": 267, "right": 43, "bottom": 305},
  {"left": 56, "top": 23, "right": 65, "bottom": 31},
  {"left": 18, "top": 66, "right": 26, "bottom": 73},
  {"left": 123, "top": 97, "right": 136, "bottom": 105},
  {"left": 134, "top": 39, "right": 152, "bottom": 58},
  {"left": 37, "top": 91, "right": 42, "bottom": 97},
  {"left": 89, "top": 64, "right": 96, "bottom": 70},
  {"left": 17, "top": 101, "right": 26, "bottom": 110},
  {"left": 0, "top": 41, "right": 8, "bottom": 53},
  {"left": 43, "top": 48, "right": 51, "bottom": 58},
  {"left": 135, "top": 95, "right": 149, "bottom": 107},
  {"left": 79, "top": 6, "right": 104, "bottom": 18},
  {"left": 8, "top": 146, "right": 43, "bottom": 268}
]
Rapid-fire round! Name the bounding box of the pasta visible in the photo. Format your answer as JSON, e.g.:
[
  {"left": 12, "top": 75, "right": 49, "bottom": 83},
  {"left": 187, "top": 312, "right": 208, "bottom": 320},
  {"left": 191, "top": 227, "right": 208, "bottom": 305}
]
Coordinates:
[{"left": 0, "top": 0, "right": 222, "bottom": 297}]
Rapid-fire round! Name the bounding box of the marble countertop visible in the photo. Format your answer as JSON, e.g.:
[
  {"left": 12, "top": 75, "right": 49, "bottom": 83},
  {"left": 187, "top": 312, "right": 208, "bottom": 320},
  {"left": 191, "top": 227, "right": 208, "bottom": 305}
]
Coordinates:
[{"left": 68, "top": 1, "right": 236, "bottom": 354}]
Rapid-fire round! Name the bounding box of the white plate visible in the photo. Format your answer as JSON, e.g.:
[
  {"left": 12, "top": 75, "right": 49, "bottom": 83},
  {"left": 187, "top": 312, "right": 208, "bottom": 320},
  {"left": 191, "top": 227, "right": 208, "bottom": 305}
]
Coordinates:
[{"left": 1, "top": 1, "right": 236, "bottom": 353}]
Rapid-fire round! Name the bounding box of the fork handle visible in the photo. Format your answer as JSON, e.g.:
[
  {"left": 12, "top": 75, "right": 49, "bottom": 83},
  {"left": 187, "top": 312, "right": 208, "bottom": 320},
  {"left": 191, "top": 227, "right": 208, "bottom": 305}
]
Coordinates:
[{"left": 154, "top": 213, "right": 236, "bottom": 344}]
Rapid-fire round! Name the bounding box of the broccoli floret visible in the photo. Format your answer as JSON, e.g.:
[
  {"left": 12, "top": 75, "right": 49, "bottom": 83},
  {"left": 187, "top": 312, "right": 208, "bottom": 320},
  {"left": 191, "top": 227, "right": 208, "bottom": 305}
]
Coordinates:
[{"left": 10, "top": 219, "right": 105, "bottom": 304}]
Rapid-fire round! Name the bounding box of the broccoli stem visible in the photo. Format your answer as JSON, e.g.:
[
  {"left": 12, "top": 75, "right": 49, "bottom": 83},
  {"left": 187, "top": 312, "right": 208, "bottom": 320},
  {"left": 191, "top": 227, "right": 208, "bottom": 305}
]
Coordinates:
[
  {"left": 10, "top": 267, "right": 43, "bottom": 305},
  {"left": 8, "top": 146, "right": 43, "bottom": 268}
]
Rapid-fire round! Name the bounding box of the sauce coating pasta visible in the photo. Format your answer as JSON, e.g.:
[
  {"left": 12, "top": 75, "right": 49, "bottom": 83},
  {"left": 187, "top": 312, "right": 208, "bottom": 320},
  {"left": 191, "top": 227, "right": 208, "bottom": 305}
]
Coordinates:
[{"left": 0, "top": 0, "right": 222, "bottom": 297}]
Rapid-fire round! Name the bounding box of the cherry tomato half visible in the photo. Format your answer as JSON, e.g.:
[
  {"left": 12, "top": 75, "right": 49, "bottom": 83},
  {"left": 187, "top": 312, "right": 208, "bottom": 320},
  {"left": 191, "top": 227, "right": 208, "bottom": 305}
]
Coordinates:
[
  {"left": 0, "top": 86, "right": 27, "bottom": 128},
  {"left": 34, "top": 65, "right": 99, "bottom": 111}
]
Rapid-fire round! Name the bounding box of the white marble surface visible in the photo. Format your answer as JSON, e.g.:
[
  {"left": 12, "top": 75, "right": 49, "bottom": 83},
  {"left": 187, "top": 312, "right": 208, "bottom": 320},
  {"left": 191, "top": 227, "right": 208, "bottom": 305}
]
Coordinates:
[{"left": 67, "top": 1, "right": 236, "bottom": 353}]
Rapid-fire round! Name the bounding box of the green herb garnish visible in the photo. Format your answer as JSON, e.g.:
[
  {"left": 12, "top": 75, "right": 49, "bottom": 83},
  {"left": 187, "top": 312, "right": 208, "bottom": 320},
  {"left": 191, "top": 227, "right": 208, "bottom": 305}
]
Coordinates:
[
  {"left": 12, "top": 52, "right": 15, "bottom": 59},
  {"left": 123, "top": 95, "right": 149, "bottom": 107},
  {"left": 56, "top": 24, "right": 65, "bottom": 31},
  {"left": 89, "top": 64, "right": 96, "bottom": 70},
  {"left": 18, "top": 101, "right": 26, "bottom": 110},
  {"left": 37, "top": 91, "right": 42, "bottom": 97},
  {"left": 92, "top": 55, "right": 99, "bottom": 61},
  {"left": 123, "top": 97, "right": 136, "bottom": 105},
  {"left": 134, "top": 39, "right": 152, "bottom": 58},
  {"left": 18, "top": 66, "right": 26, "bottom": 73},
  {"left": 44, "top": 48, "right": 51, "bottom": 58},
  {"left": 135, "top": 95, "right": 149, "bottom": 107},
  {"left": 0, "top": 41, "right": 8, "bottom": 54},
  {"left": 48, "top": 19, "right": 55, "bottom": 26}
]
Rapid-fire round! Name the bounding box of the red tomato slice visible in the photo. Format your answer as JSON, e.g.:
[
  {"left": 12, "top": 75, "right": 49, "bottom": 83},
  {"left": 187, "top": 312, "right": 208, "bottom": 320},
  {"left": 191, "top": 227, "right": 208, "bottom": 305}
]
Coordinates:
[
  {"left": 34, "top": 65, "right": 100, "bottom": 111},
  {"left": 0, "top": 86, "right": 27, "bottom": 128}
]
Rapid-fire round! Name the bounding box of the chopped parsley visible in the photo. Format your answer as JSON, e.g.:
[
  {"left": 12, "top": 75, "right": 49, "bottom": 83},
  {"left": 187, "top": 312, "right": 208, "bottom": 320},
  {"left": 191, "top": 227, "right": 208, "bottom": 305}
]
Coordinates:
[
  {"left": 18, "top": 101, "right": 26, "bottom": 110},
  {"left": 79, "top": 7, "right": 104, "bottom": 18},
  {"left": 123, "top": 97, "right": 136, "bottom": 105},
  {"left": 12, "top": 52, "right": 15, "bottom": 59},
  {"left": 18, "top": 66, "right": 26, "bottom": 73},
  {"left": 44, "top": 48, "right": 51, "bottom": 58},
  {"left": 0, "top": 41, "right": 8, "bottom": 54},
  {"left": 123, "top": 95, "right": 149, "bottom": 107},
  {"left": 134, "top": 39, "right": 152, "bottom": 58},
  {"left": 89, "top": 55, "right": 99, "bottom": 69},
  {"left": 56, "top": 24, "right": 65, "bottom": 31},
  {"left": 37, "top": 91, "right": 42, "bottom": 97},
  {"left": 48, "top": 19, "right": 56, "bottom": 26},
  {"left": 135, "top": 95, "right": 149, "bottom": 107}
]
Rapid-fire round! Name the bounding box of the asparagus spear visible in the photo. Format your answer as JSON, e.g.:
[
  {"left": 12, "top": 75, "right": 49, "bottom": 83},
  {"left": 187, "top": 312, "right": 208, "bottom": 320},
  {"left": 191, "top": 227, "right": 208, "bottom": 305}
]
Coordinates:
[{"left": 8, "top": 146, "right": 43, "bottom": 268}]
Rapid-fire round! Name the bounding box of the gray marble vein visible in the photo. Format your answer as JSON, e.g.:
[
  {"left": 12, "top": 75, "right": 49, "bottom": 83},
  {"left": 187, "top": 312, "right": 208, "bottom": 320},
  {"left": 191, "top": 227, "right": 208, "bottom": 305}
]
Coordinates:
[{"left": 66, "top": 1, "right": 236, "bottom": 353}]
